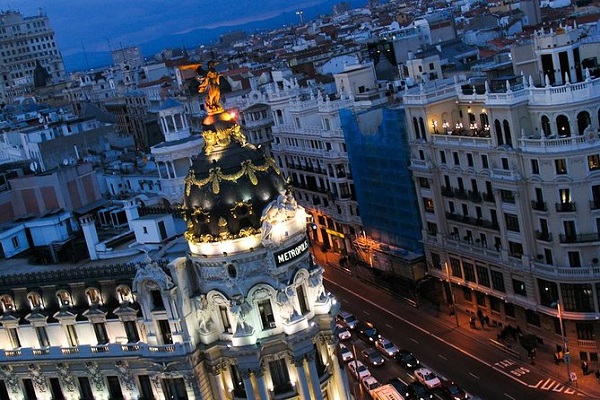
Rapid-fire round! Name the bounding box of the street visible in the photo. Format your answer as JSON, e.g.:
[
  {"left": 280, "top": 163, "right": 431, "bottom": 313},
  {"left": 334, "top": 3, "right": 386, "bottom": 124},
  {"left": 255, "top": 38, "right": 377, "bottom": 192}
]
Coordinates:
[{"left": 324, "top": 263, "right": 590, "bottom": 400}]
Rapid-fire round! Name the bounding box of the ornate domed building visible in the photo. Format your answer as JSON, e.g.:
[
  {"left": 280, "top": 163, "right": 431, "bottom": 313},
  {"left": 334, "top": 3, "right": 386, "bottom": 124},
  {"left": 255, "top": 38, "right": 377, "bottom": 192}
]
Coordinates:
[{"left": 0, "top": 67, "right": 349, "bottom": 400}]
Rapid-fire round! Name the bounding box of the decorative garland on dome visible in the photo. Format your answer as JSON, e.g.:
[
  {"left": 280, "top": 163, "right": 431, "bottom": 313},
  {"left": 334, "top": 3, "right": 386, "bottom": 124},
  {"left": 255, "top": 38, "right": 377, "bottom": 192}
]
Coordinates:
[
  {"left": 185, "top": 157, "right": 281, "bottom": 195},
  {"left": 202, "top": 125, "right": 247, "bottom": 155}
]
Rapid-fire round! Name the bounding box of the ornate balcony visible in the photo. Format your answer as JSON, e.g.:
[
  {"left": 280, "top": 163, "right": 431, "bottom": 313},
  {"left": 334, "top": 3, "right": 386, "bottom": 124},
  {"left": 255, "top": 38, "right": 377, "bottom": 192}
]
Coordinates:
[
  {"left": 535, "top": 231, "right": 553, "bottom": 242},
  {"left": 555, "top": 202, "right": 576, "bottom": 212},
  {"left": 531, "top": 200, "right": 548, "bottom": 211},
  {"left": 559, "top": 232, "right": 600, "bottom": 244}
]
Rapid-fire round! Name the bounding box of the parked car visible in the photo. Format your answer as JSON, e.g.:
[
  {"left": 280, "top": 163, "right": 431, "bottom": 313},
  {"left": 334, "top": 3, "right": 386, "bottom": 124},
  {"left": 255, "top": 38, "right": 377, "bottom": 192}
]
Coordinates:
[
  {"left": 440, "top": 381, "right": 469, "bottom": 400},
  {"left": 336, "top": 323, "right": 351, "bottom": 341},
  {"left": 361, "top": 347, "right": 385, "bottom": 367},
  {"left": 339, "top": 343, "right": 354, "bottom": 362},
  {"left": 336, "top": 311, "right": 359, "bottom": 330},
  {"left": 356, "top": 321, "right": 381, "bottom": 344},
  {"left": 414, "top": 368, "right": 442, "bottom": 389},
  {"left": 395, "top": 349, "right": 421, "bottom": 370},
  {"left": 375, "top": 338, "right": 400, "bottom": 357},
  {"left": 406, "top": 382, "right": 434, "bottom": 400},
  {"left": 361, "top": 375, "right": 382, "bottom": 394},
  {"left": 347, "top": 360, "right": 371, "bottom": 380},
  {"left": 388, "top": 378, "right": 410, "bottom": 398}
]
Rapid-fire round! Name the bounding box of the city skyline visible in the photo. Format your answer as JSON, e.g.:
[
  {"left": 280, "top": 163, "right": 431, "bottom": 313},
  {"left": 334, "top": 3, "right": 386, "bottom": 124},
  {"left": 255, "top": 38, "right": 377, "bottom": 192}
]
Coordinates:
[{"left": 3, "top": 0, "right": 368, "bottom": 71}]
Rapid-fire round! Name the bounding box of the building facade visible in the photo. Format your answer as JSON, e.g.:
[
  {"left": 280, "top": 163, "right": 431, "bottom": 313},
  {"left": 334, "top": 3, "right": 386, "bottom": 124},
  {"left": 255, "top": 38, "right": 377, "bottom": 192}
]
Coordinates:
[{"left": 405, "top": 24, "right": 600, "bottom": 360}]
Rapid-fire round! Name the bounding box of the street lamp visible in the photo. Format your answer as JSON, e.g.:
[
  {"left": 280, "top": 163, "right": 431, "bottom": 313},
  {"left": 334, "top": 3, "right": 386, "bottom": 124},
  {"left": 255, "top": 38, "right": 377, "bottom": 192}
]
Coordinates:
[
  {"left": 552, "top": 300, "right": 572, "bottom": 382},
  {"left": 444, "top": 262, "right": 460, "bottom": 327},
  {"left": 296, "top": 10, "right": 304, "bottom": 24}
]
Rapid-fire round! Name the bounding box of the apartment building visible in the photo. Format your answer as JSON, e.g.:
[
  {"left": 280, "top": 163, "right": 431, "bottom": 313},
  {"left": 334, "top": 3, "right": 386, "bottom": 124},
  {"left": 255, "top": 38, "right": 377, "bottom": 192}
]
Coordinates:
[
  {"left": 405, "top": 24, "right": 600, "bottom": 359},
  {"left": 0, "top": 10, "right": 66, "bottom": 102}
]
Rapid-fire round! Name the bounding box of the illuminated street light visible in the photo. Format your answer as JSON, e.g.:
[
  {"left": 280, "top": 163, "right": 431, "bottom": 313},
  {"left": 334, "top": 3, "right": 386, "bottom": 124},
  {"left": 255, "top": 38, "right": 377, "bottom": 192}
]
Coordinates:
[
  {"left": 444, "top": 262, "right": 460, "bottom": 327},
  {"left": 552, "top": 300, "right": 572, "bottom": 382},
  {"left": 296, "top": 10, "right": 304, "bottom": 24}
]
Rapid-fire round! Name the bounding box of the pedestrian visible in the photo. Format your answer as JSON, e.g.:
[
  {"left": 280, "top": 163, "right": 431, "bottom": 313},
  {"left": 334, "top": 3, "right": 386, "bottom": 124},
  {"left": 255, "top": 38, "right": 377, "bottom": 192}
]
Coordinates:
[
  {"left": 484, "top": 315, "right": 490, "bottom": 326},
  {"left": 582, "top": 360, "right": 589, "bottom": 375},
  {"left": 595, "top": 369, "right": 600, "bottom": 380},
  {"left": 469, "top": 316, "right": 476, "bottom": 329}
]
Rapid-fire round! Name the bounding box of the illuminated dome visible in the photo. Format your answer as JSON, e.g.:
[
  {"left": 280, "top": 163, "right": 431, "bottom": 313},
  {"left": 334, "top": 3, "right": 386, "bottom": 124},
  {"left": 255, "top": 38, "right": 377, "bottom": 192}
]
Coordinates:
[{"left": 182, "top": 115, "right": 286, "bottom": 249}]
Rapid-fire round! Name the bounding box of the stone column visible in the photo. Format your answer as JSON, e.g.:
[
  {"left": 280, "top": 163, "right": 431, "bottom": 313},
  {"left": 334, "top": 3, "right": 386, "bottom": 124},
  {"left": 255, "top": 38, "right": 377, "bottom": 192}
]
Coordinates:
[
  {"left": 209, "top": 366, "right": 227, "bottom": 400},
  {"left": 253, "top": 368, "right": 269, "bottom": 400},
  {"left": 241, "top": 369, "right": 256, "bottom": 400},
  {"left": 306, "top": 351, "right": 324, "bottom": 400},
  {"left": 293, "top": 357, "right": 311, "bottom": 400}
]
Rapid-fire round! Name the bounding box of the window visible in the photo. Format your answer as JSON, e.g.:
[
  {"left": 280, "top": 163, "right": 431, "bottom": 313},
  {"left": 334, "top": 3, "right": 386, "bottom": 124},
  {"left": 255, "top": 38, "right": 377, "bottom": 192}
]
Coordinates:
[
  {"left": 482, "top": 155, "right": 489, "bottom": 169},
  {"left": 297, "top": 285, "right": 309, "bottom": 315},
  {"left": 453, "top": 152, "right": 460, "bottom": 166},
  {"left": 555, "top": 159, "right": 567, "bottom": 174},
  {"left": 500, "top": 190, "right": 515, "bottom": 204},
  {"left": 508, "top": 241, "right": 523, "bottom": 258},
  {"left": 116, "top": 285, "right": 133, "bottom": 303},
  {"left": 439, "top": 151, "right": 446, "bottom": 164},
  {"left": 150, "top": 290, "right": 164, "bottom": 310},
  {"left": 258, "top": 299, "right": 275, "bottom": 329},
  {"left": 576, "top": 323, "right": 595, "bottom": 341},
  {"left": 138, "top": 375, "right": 154, "bottom": 400},
  {"left": 462, "top": 287, "right": 472, "bottom": 302},
  {"left": 588, "top": 154, "right": 600, "bottom": 171},
  {"left": 430, "top": 252, "right": 442, "bottom": 270},
  {"left": 0, "top": 295, "right": 14, "bottom": 312},
  {"left": 419, "top": 177, "right": 430, "bottom": 188},
  {"left": 467, "top": 153, "right": 473, "bottom": 167},
  {"left": 423, "top": 198, "right": 434, "bottom": 213},
  {"left": 504, "top": 213, "right": 519, "bottom": 232},
  {"left": 107, "top": 376, "right": 124, "bottom": 400},
  {"left": 28, "top": 292, "right": 42, "bottom": 309},
  {"left": 568, "top": 251, "right": 581, "bottom": 268},
  {"left": 85, "top": 288, "right": 102, "bottom": 305},
  {"left": 526, "top": 310, "right": 540, "bottom": 327},
  {"left": 426, "top": 222, "right": 437, "bottom": 236},
  {"left": 65, "top": 324, "right": 79, "bottom": 346},
  {"left": 93, "top": 322, "right": 109, "bottom": 344},
  {"left": 562, "top": 283, "right": 594, "bottom": 312},
  {"left": 490, "top": 270, "right": 505, "bottom": 292},
  {"left": 463, "top": 262, "right": 475, "bottom": 282},
  {"left": 50, "top": 378, "right": 65, "bottom": 400},
  {"left": 513, "top": 279, "right": 527, "bottom": 296},
  {"left": 449, "top": 258, "right": 462, "bottom": 278},
  {"left": 23, "top": 379, "right": 37, "bottom": 400},
  {"left": 123, "top": 321, "right": 139, "bottom": 343},
  {"left": 505, "top": 302, "right": 515, "bottom": 318},
  {"left": 269, "top": 359, "right": 292, "bottom": 394},
  {"left": 77, "top": 377, "right": 94, "bottom": 400},
  {"left": 56, "top": 290, "right": 72, "bottom": 307},
  {"left": 219, "top": 305, "right": 231, "bottom": 333},
  {"left": 36, "top": 326, "right": 50, "bottom": 347},
  {"left": 7, "top": 327, "right": 21, "bottom": 348},
  {"left": 531, "top": 159, "right": 539, "bottom": 174},
  {"left": 476, "top": 292, "right": 486, "bottom": 307},
  {"left": 501, "top": 158, "right": 509, "bottom": 170},
  {"left": 476, "top": 266, "right": 490, "bottom": 287},
  {"left": 490, "top": 296, "right": 501, "bottom": 312},
  {"left": 11, "top": 236, "right": 18, "bottom": 248}
]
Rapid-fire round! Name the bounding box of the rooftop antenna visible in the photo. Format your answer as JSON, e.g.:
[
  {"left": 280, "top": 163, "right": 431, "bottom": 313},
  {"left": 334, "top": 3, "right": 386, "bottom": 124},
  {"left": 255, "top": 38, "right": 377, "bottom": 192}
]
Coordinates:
[{"left": 81, "top": 40, "right": 90, "bottom": 70}]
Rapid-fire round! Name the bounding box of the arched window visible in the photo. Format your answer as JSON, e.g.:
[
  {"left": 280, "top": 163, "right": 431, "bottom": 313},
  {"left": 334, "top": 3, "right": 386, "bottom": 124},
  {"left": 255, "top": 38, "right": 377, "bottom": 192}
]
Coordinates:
[
  {"left": 556, "top": 115, "right": 571, "bottom": 137},
  {"left": 0, "top": 294, "right": 14, "bottom": 312},
  {"left": 541, "top": 116, "right": 552, "bottom": 137},
  {"left": 494, "top": 119, "right": 503, "bottom": 145},
  {"left": 413, "top": 117, "right": 420, "bottom": 139},
  {"left": 56, "top": 290, "right": 72, "bottom": 307},
  {"left": 116, "top": 285, "right": 134, "bottom": 304},
  {"left": 85, "top": 287, "right": 102, "bottom": 306},
  {"left": 27, "top": 291, "right": 43, "bottom": 309},
  {"left": 577, "top": 111, "right": 591, "bottom": 135},
  {"left": 503, "top": 120, "right": 512, "bottom": 147},
  {"left": 418, "top": 117, "right": 426, "bottom": 139}
]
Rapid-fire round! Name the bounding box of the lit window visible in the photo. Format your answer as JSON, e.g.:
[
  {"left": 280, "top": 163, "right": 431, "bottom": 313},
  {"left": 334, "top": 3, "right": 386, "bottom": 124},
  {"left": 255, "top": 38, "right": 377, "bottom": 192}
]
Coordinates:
[
  {"left": 27, "top": 292, "right": 43, "bottom": 309},
  {"left": 56, "top": 290, "right": 72, "bottom": 307},
  {"left": 116, "top": 285, "right": 133, "bottom": 303},
  {"left": 85, "top": 288, "right": 102, "bottom": 306},
  {"left": 588, "top": 154, "right": 600, "bottom": 171},
  {"left": 0, "top": 294, "right": 14, "bottom": 312}
]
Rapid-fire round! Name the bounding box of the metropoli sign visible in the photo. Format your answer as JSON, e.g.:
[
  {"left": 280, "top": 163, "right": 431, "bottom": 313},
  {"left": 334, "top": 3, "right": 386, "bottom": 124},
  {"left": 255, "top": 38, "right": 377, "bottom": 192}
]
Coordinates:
[{"left": 274, "top": 239, "right": 310, "bottom": 267}]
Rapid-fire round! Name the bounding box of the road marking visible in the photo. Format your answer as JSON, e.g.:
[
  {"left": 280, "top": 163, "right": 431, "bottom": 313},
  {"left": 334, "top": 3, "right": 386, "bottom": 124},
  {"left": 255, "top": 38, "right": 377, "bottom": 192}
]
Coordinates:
[
  {"left": 438, "top": 355, "right": 447, "bottom": 361},
  {"left": 504, "top": 394, "right": 516, "bottom": 400},
  {"left": 342, "top": 299, "right": 349, "bottom": 304},
  {"left": 469, "top": 372, "right": 480, "bottom": 380},
  {"left": 363, "top": 311, "right": 370, "bottom": 315},
  {"left": 386, "top": 323, "right": 393, "bottom": 329},
  {"left": 410, "top": 338, "right": 419, "bottom": 344}
]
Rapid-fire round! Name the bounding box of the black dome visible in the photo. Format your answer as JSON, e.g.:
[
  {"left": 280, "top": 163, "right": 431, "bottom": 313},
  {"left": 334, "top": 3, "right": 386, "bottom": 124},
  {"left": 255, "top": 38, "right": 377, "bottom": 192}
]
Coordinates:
[{"left": 182, "top": 120, "right": 285, "bottom": 243}]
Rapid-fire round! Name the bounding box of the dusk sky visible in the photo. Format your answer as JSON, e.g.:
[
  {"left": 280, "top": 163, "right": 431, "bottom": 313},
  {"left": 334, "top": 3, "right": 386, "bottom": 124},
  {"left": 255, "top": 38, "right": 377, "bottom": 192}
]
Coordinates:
[{"left": 1, "top": 0, "right": 366, "bottom": 70}]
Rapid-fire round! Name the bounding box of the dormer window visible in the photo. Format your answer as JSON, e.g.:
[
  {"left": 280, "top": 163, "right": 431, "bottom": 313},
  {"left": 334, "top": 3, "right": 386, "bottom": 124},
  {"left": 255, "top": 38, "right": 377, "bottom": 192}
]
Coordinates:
[
  {"left": 56, "top": 290, "right": 72, "bottom": 307},
  {"left": 85, "top": 288, "right": 102, "bottom": 306},
  {"left": 27, "top": 292, "right": 43, "bottom": 309},
  {"left": 0, "top": 294, "right": 14, "bottom": 312},
  {"left": 116, "top": 285, "right": 134, "bottom": 304}
]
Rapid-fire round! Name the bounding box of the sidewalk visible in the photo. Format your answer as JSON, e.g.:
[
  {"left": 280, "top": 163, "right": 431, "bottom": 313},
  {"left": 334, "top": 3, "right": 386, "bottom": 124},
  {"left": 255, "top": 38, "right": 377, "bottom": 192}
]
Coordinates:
[{"left": 312, "top": 247, "right": 600, "bottom": 399}]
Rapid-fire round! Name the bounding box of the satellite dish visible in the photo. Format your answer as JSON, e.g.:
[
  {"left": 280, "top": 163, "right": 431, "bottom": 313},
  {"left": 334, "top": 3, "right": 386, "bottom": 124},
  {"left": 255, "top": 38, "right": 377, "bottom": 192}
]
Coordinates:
[
  {"left": 29, "top": 161, "right": 38, "bottom": 172},
  {"left": 63, "top": 158, "right": 69, "bottom": 166}
]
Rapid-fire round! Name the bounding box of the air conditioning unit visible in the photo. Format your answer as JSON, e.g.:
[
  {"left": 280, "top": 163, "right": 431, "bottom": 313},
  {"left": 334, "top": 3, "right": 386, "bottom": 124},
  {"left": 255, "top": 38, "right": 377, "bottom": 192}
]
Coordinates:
[{"left": 269, "top": 322, "right": 277, "bottom": 328}]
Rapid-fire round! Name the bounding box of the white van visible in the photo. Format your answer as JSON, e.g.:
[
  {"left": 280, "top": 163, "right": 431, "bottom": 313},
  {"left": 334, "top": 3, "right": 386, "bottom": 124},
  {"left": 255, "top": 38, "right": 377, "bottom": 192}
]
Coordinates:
[
  {"left": 336, "top": 311, "right": 359, "bottom": 330},
  {"left": 371, "top": 384, "right": 405, "bottom": 400}
]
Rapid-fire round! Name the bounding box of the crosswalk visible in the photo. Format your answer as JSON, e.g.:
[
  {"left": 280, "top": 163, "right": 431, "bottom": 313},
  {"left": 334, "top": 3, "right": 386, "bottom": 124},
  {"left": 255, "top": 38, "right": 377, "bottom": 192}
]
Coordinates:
[{"left": 530, "top": 378, "right": 584, "bottom": 395}]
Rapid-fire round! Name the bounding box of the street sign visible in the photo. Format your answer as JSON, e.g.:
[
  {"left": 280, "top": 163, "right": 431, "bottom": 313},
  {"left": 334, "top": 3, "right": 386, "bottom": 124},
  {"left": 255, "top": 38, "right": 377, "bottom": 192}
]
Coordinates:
[{"left": 570, "top": 372, "right": 577, "bottom": 382}]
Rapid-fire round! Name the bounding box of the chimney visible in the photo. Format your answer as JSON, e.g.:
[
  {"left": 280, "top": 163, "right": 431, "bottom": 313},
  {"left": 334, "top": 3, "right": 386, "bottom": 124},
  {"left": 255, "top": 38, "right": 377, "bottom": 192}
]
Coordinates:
[{"left": 80, "top": 214, "right": 99, "bottom": 260}]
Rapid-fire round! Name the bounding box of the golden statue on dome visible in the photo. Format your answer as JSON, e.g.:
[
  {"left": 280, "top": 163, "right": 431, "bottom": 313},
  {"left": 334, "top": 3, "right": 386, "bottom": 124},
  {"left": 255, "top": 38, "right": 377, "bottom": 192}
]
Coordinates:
[{"left": 196, "top": 61, "right": 224, "bottom": 116}]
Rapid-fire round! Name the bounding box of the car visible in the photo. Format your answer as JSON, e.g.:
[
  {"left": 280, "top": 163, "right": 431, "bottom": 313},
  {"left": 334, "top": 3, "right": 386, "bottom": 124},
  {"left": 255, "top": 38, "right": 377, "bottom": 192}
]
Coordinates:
[
  {"left": 356, "top": 321, "right": 381, "bottom": 344},
  {"left": 336, "top": 323, "right": 351, "bottom": 341},
  {"left": 414, "top": 368, "right": 442, "bottom": 389},
  {"left": 361, "top": 347, "right": 385, "bottom": 367},
  {"left": 375, "top": 337, "right": 400, "bottom": 357},
  {"left": 395, "top": 349, "right": 421, "bottom": 370},
  {"left": 406, "top": 382, "right": 434, "bottom": 400},
  {"left": 388, "top": 378, "right": 410, "bottom": 398},
  {"left": 440, "top": 381, "right": 469, "bottom": 400},
  {"left": 361, "top": 375, "right": 382, "bottom": 394},
  {"left": 347, "top": 360, "right": 371, "bottom": 380},
  {"left": 336, "top": 311, "right": 359, "bottom": 330},
  {"left": 339, "top": 343, "right": 354, "bottom": 362}
]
